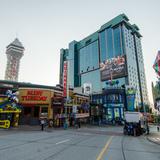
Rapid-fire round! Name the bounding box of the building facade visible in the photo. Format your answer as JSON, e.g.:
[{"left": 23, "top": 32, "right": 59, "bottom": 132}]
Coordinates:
[
  {"left": 5, "top": 38, "right": 25, "bottom": 81},
  {"left": 59, "top": 14, "right": 148, "bottom": 109},
  {"left": 90, "top": 87, "right": 126, "bottom": 124},
  {"left": 152, "top": 82, "right": 160, "bottom": 112},
  {"left": 0, "top": 80, "right": 89, "bottom": 126}
]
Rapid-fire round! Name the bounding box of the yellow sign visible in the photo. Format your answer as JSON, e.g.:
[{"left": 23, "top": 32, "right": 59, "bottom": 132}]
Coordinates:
[
  {"left": 18, "top": 88, "right": 52, "bottom": 104},
  {"left": 0, "top": 110, "right": 21, "bottom": 113},
  {"left": 0, "top": 120, "right": 10, "bottom": 129}
]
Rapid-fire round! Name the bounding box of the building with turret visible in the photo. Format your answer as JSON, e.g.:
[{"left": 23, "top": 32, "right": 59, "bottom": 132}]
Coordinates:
[{"left": 5, "top": 38, "right": 25, "bottom": 81}]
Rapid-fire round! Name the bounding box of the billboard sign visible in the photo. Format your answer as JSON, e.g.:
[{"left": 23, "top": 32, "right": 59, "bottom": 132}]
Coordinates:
[
  {"left": 100, "top": 55, "right": 127, "bottom": 81},
  {"left": 83, "top": 83, "right": 92, "bottom": 95},
  {"left": 63, "top": 61, "right": 68, "bottom": 97}
]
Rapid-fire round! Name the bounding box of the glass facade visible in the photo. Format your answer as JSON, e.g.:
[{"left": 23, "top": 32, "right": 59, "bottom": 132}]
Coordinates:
[
  {"left": 99, "top": 25, "right": 124, "bottom": 62},
  {"left": 79, "top": 41, "right": 99, "bottom": 74},
  {"left": 99, "top": 31, "right": 106, "bottom": 62},
  {"left": 60, "top": 14, "right": 148, "bottom": 115},
  {"left": 106, "top": 28, "right": 114, "bottom": 59},
  {"left": 113, "top": 26, "right": 122, "bottom": 56},
  {"left": 81, "top": 70, "right": 101, "bottom": 92}
]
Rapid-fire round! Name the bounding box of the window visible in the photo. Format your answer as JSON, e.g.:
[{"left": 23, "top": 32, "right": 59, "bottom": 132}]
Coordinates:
[
  {"left": 41, "top": 107, "right": 48, "bottom": 113},
  {"left": 99, "top": 31, "right": 106, "bottom": 62},
  {"left": 106, "top": 28, "right": 114, "bottom": 59},
  {"left": 99, "top": 26, "right": 124, "bottom": 61},
  {"left": 79, "top": 41, "right": 99, "bottom": 73}
]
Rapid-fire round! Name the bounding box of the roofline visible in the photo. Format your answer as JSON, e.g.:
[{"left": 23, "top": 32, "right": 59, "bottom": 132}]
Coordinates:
[
  {"left": 0, "top": 80, "right": 62, "bottom": 91},
  {"left": 68, "top": 13, "right": 142, "bottom": 50}
]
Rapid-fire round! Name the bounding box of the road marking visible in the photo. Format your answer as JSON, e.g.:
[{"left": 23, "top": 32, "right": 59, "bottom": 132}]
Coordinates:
[
  {"left": 96, "top": 136, "right": 113, "bottom": 160},
  {"left": 56, "top": 139, "right": 70, "bottom": 145}
]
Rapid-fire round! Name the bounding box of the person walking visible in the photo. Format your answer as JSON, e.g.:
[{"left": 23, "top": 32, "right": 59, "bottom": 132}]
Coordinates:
[
  {"left": 40, "top": 119, "right": 45, "bottom": 131},
  {"left": 157, "top": 125, "right": 160, "bottom": 132}
]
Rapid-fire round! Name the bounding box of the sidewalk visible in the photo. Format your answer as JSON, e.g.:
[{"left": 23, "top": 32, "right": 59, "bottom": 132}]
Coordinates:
[
  {"left": 0, "top": 125, "right": 57, "bottom": 133},
  {"left": 0, "top": 124, "right": 123, "bottom": 133},
  {"left": 147, "top": 125, "right": 160, "bottom": 145}
]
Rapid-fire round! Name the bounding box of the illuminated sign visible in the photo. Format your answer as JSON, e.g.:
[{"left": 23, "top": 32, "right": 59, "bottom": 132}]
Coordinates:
[
  {"left": 19, "top": 89, "right": 51, "bottom": 104},
  {"left": 100, "top": 55, "right": 127, "bottom": 81},
  {"left": 21, "top": 90, "right": 47, "bottom": 101}
]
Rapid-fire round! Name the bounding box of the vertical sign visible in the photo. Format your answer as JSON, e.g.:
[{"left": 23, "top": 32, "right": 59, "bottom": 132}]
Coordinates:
[
  {"left": 126, "top": 94, "right": 135, "bottom": 111},
  {"left": 126, "top": 86, "right": 136, "bottom": 111},
  {"left": 63, "top": 61, "right": 68, "bottom": 97}
]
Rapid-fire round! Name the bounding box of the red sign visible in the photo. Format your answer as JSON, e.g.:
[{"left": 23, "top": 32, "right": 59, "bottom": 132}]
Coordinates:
[
  {"left": 21, "top": 90, "right": 47, "bottom": 101},
  {"left": 63, "top": 61, "right": 68, "bottom": 97}
]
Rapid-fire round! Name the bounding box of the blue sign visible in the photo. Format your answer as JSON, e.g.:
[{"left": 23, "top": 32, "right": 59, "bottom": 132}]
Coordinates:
[{"left": 127, "top": 94, "right": 135, "bottom": 111}]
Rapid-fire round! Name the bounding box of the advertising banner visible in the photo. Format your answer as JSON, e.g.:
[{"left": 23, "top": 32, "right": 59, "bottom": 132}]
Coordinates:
[
  {"left": 100, "top": 55, "right": 127, "bottom": 81},
  {"left": 126, "top": 86, "right": 136, "bottom": 111},
  {"left": 19, "top": 89, "right": 51, "bottom": 104},
  {"left": 63, "top": 61, "right": 68, "bottom": 97},
  {"left": 126, "top": 94, "right": 135, "bottom": 111}
]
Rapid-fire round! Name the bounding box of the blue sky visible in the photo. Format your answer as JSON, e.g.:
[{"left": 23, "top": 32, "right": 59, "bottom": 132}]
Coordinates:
[{"left": 0, "top": 0, "right": 160, "bottom": 103}]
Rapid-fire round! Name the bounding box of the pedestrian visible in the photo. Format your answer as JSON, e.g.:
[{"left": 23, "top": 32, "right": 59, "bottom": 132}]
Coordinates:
[
  {"left": 40, "top": 119, "right": 45, "bottom": 131},
  {"left": 157, "top": 125, "right": 160, "bottom": 132},
  {"left": 146, "top": 125, "right": 149, "bottom": 135}
]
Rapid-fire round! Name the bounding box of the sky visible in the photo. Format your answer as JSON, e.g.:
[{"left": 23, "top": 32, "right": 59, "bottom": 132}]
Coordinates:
[{"left": 0, "top": 0, "right": 160, "bottom": 104}]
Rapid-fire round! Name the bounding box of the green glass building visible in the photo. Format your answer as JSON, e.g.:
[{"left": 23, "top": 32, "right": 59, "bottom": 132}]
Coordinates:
[{"left": 59, "top": 14, "right": 148, "bottom": 109}]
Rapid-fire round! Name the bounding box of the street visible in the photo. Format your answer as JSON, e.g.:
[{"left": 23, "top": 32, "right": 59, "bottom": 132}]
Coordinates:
[{"left": 0, "top": 126, "right": 160, "bottom": 160}]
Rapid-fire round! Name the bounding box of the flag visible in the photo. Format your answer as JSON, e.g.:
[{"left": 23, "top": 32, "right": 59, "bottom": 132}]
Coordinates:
[{"left": 153, "top": 51, "right": 160, "bottom": 76}]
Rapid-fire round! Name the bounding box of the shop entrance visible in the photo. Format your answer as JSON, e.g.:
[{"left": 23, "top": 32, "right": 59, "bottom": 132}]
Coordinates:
[
  {"left": 105, "top": 107, "right": 124, "bottom": 124},
  {"left": 20, "top": 106, "right": 40, "bottom": 125}
]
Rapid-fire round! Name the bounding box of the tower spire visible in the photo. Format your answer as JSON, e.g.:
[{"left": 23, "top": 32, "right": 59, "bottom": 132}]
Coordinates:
[{"left": 5, "top": 38, "right": 25, "bottom": 81}]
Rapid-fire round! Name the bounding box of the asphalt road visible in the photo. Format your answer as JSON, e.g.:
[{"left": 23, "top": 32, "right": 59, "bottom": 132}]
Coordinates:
[{"left": 0, "top": 126, "right": 160, "bottom": 160}]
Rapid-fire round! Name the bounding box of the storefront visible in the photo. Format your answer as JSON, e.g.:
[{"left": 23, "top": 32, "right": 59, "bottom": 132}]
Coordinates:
[
  {"left": 91, "top": 88, "right": 127, "bottom": 124},
  {"left": 18, "top": 88, "right": 53, "bottom": 125},
  {"left": 52, "top": 91, "right": 64, "bottom": 127}
]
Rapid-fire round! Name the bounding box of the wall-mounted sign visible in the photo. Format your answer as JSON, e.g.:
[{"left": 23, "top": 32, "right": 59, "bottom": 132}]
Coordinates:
[
  {"left": 100, "top": 55, "right": 127, "bottom": 81},
  {"left": 63, "top": 61, "right": 68, "bottom": 97},
  {"left": 19, "top": 89, "right": 51, "bottom": 104},
  {"left": 83, "top": 83, "right": 92, "bottom": 95}
]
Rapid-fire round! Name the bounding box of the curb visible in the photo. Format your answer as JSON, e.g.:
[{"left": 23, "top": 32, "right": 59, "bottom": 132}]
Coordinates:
[{"left": 147, "top": 136, "right": 160, "bottom": 145}]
